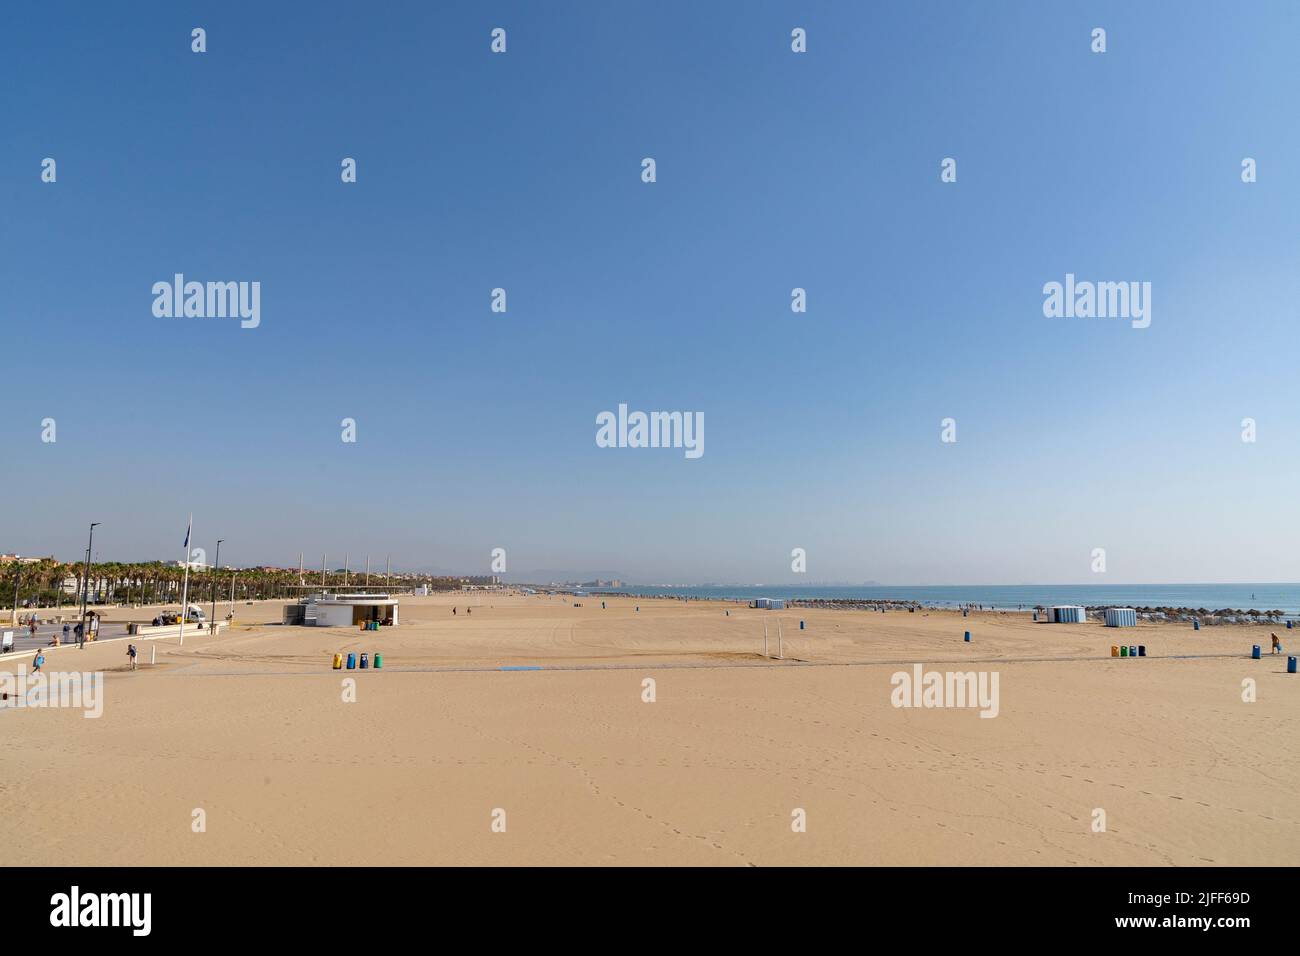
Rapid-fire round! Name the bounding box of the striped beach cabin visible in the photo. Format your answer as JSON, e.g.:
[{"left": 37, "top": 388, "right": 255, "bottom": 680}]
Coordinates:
[
  {"left": 1050, "top": 605, "right": 1088, "bottom": 624},
  {"left": 1104, "top": 607, "right": 1138, "bottom": 628}
]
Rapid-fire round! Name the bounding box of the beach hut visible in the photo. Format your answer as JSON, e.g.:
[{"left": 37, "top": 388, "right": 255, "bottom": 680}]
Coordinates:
[
  {"left": 1050, "top": 605, "right": 1087, "bottom": 624},
  {"left": 1104, "top": 608, "right": 1137, "bottom": 628},
  {"left": 751, "top": 598, "right": 770, "bottom": 609},
  {"left": 769, "top": 599, "right": 786, "bottom": 610},
  {"left": 283, "top": 592, "right": 399, "bottom": 627}
]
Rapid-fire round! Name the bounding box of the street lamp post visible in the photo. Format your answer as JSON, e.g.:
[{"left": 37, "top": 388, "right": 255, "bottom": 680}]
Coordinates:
[
  {"left": 80, "top": 522, "right": 100, "bottom": 649},
  {"left": 9, "top": 557, "right": 20, "bottom": 628},
  {"left": 211, "top": 539, "right": 223, "bottom": 628}
]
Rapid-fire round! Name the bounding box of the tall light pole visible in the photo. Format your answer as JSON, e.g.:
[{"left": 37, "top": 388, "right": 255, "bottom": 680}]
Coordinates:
[
  {"left": 211, "top": 539, "right": 223, "bottom": 627},
  {"left": 80, "top": 522, "right": 100, "bottom": 648},
  {"left": 9, "top": 556, "right": 20, "bottom": 627}
]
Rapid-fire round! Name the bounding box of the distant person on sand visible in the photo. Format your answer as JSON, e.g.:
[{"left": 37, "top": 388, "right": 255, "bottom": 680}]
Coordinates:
[
  {"left": 32, "top": 651, "right": 45, "bottom": 674},
  {"left": 74, "top": 622, "right": 84, "bottom": 649},
  {"left": 467, "top": 608, "right": 471, "bottom": 616},
  {"left": 127, "top": 643, "right": 138, "bottom": 670},
  {"left": 1271, "top": 632, "right": 1282, "bottom": 655},
  {"left": 61, "top": 623, "right": 70, "bottom": 645},
  {"left": 452, "top": 607, "right": 457, "bottom": 616}
]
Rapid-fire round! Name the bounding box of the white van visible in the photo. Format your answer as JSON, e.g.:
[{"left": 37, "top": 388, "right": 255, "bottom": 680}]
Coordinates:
[{"left": 185, "top": 605, "right": 206, "bottom": 623}]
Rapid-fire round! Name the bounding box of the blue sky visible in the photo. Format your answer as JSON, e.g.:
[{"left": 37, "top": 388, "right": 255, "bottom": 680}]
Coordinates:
[{"left": 2, "top": 1, "right": 1298, "bottom": 584}]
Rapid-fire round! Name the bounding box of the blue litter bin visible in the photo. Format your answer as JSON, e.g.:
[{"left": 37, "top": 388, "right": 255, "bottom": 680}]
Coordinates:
[
  {"left": 1193, "top": 619, "right": 1200, "bottom": 630},
  {"left": 799, "top": 620, "right": 805, "bottom": 630},
  {"left": 346, "top": 653, "right": 356, "bottom": 670},
  {"left": 360, "top": 653, "right": 369, "bottom": 669},
  {"left": 1289, "top": 657, "right": 1297, "bottom": 674},
  {"left": 1137, "top": 645, "right": 1146, "bottom": 657},
  {"left": 964, "top": 630, "right": 971, "bottom": 643},
  {"left": 1253, "top": 645, "right": 1261, "bottom": 660}
]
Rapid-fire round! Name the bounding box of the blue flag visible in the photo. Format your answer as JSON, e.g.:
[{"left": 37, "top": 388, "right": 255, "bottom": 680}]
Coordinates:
[{"left": 183, "top": 518, "right": 191, "bottom": 549}]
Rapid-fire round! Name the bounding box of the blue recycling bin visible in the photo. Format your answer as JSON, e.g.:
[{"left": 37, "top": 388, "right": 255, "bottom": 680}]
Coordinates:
[
  {"left": 1253, "top": 645, "right": 1261, "bottom": 659},
  {"left": 346, "top": 653, "right": 356, "bottom": 670},
  {"left": 799, "top": 620, "right": 805, "bottom": 630},
  {"left": 1289, "top": 657, "right": 1297, "bottom": 674},
  {"left": 1137, "top": 645, "right": 1146, "bottom": 657},
  {"left": 964, "top": 630, "right": 971, "bottom": 643},
  {"left": 1193, "top": 619, "right": 1200, "bottom": 630},
  {"left": 360, "top": 653, "right": 368, "bottom": 669}
]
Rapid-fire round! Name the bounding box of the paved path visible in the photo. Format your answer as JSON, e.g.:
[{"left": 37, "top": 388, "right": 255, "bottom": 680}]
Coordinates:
[{"left": 1, "top": 620, "right": 129, "bottom": 654}]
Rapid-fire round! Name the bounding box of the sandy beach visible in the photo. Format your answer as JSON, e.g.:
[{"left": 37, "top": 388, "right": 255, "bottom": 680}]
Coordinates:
[{"left": 3, "top": 593, "right": 1296, "bottom": 866}]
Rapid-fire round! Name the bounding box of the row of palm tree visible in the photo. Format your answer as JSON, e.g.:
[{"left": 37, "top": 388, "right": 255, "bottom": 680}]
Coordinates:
[{"left": 3, "top": 559, "right": 466, "bottom": 612}]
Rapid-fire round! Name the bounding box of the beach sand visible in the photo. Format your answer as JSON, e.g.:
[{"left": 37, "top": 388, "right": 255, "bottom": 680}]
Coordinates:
[{"left": 2, "top": 593, "right": 1296, "bottom": 865}]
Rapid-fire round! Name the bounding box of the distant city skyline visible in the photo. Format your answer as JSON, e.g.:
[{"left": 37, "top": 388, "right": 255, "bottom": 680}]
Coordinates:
[{"left": 4, "top": 3, "right": 1298, "bottom": 585}]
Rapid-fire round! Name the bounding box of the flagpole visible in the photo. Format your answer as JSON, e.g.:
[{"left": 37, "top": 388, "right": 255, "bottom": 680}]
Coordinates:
[{"left": 178, "top": 514, "right": 192, "bottom": 647}]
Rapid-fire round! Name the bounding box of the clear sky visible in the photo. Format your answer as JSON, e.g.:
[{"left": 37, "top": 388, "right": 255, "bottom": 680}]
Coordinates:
[{"left": 3, "top": 1, "right": 1298, "bottom": 584}]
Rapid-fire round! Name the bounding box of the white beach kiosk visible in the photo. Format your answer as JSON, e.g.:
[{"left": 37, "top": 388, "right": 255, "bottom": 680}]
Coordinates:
[{"left": 283, "top": 590, "right": 399, "bottom": 628}]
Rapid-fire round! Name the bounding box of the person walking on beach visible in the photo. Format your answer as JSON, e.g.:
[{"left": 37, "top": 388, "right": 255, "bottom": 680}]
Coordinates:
[
  {"left": 32, "top": 651, "right": 46, "bottom": 675},
  {"left": 1271, "top": 632, "right": 1282, "bottom": 655},
  {"left": 452, "top": 607, "right": 457, "bottom": 616},
  {"left": 127, "top": 643, "right": 138, "bottom": 670}
]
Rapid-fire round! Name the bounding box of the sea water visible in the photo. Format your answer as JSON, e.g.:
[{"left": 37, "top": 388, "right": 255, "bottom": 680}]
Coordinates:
[{"left": 599, "top": 584, "right": 1300, "bottom": 614}]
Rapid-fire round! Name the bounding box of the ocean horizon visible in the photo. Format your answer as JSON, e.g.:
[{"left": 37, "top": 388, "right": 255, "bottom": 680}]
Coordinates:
[{"left": 593, "top": 583, "right": 1300, "bottom": 614}]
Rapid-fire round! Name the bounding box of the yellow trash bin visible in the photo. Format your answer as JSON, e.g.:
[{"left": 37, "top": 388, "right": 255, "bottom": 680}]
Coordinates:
[{"left": 332, "top": 653, "right": 343, "bottom": 670}]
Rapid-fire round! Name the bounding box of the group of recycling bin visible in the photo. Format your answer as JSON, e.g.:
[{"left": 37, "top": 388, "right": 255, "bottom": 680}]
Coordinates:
[{"left": 333, "top": 651, "right": 382, "bottom": 670}]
